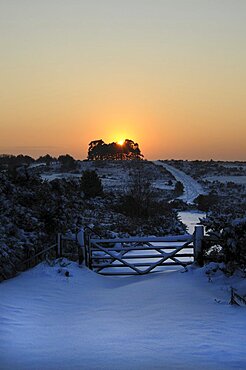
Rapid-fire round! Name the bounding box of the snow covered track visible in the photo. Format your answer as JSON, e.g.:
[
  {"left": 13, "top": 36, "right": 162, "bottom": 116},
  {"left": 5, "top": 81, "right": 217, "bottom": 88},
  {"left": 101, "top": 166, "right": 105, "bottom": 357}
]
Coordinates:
[
  {"left": 1, "top": 262, "right": 246, "bottom": 369},
  {"left": 154, "top": 161, "right": 205, "bottom": 203}
]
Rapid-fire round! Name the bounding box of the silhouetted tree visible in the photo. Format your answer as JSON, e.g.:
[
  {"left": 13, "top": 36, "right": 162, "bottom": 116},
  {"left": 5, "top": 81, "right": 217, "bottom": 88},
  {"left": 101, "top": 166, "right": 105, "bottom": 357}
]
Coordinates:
[
  {"left": 87, "top": 140, "right": 105, "bottom": 160},
  {"left": 87, "top": 139, "right": 144, "bottom": 161}
]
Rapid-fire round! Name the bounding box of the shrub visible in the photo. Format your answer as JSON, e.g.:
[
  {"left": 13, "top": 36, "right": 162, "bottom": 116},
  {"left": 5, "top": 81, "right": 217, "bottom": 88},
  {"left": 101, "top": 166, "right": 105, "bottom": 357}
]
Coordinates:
[
  {"left": 80, "top": 170, "right": 103, "bottom": 198},
  {"left": 58, "top": 154, "right": 77, "bottom": 171},
  {"left": 119, "top": 171, "right": 154, "bottom": 218},
  {"left": 194, "top": 193, "right": 218, "bottom": 212},
  {"left": 174, "top": 181, "right": 184, "bottom": 196},
  {"left": 203, "top": 217, "right": 246, "bottom": 271}
]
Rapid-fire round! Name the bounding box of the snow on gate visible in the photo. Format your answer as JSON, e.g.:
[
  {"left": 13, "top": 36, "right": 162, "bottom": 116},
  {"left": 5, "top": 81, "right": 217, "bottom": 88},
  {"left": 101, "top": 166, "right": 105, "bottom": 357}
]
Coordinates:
[
  {"left": 18, "top": 226, "right": 204, "bottom": 276},
  {"left": 81, "top": 226, "right": 204, "bottom": 275}
]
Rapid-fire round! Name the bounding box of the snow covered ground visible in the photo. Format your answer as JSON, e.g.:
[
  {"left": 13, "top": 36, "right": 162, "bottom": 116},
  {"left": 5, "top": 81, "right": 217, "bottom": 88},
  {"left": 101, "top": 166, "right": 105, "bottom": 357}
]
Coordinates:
[
  {"left": 41, "top": 173, "right": 82, "bottom": 181},
  {"left": 1, "top": 261, "right": 246, "bottom": 370},
  {"left": 40, "top": 162, "right": 130, "bottom": 193},
  {"left": 178, "top": 211, "right": 206, "bottom": 234},
  {"left": 29, "top": 162, "right": 46, "bottom": 168},
  {"left": 204, "top": 175, "right": 246, "bottom": 184},
  {"left": 152, "top": 179, "right": 174, "bottom": 190},
  {"left": 154, "top": 161, "right": 205, "bottom": 203}
]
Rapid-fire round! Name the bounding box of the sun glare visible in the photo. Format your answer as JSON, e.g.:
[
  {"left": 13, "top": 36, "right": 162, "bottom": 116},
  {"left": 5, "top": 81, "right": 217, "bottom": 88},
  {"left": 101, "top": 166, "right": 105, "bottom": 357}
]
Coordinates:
[{"left": 117, "top": 139, "right": 125, "bottom": 146}]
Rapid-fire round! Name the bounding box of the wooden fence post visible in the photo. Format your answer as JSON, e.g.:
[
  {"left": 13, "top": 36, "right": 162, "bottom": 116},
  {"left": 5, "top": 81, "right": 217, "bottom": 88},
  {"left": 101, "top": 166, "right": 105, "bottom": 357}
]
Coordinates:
[
  {"left": 57, "top": 233, "right": 62, "bottom": 258},
  {"left": 194, "top": 225, "right": 204, "bottom": 266},
  {"left": 84, "top": 230, "right": 91, "bottom": 268},
  {"left": 88, "top": 236, "right": 92, "bottom": 269},
  {"left": 77, "top": 228, "right": 85, "bottom": 265}
]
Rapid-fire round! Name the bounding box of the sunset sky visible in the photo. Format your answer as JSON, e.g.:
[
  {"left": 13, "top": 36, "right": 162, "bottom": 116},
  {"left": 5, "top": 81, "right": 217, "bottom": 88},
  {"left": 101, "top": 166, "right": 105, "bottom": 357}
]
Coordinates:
[{"left": 0, "top": 0, "right": 245, "bottom": 160}]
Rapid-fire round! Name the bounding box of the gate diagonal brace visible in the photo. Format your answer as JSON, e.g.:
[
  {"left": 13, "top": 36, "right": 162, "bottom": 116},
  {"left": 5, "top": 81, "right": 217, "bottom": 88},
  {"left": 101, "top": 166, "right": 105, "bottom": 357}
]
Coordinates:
[
  {"left": 94, "top": 243, "right": 168, "bottom": 273},
  {"left": 92, "top": 242, "right": 143, "bottom": 274},
  {"left": 142, "top": 245, "right": 188, "bottom": 274},
  {"left": 95, "top": 241, "right": 169, "bottom": 272},
  {"left": 95, "top": 248, "right": 131, "bottom": 273},
  {"left": 156, "top": 241, "right": 193, "bottom": 268},
  {"left": 91, "top": 241, "right": 192, "bottom": 275}
]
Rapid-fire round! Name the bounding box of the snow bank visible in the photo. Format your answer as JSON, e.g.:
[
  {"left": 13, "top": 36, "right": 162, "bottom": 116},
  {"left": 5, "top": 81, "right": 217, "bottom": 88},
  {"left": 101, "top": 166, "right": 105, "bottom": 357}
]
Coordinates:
[{"left": 1, "top": 261, "right": 246, "bottom": 369}]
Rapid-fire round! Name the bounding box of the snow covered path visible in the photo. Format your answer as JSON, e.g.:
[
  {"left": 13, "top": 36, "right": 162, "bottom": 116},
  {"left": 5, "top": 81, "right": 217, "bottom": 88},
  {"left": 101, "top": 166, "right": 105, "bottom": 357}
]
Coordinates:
[
  {"left": 154, "top": 161, "right": 205, "bottom": 203},
  {"left": 1, "top": 262, "right": 246, "bottom": 370}
]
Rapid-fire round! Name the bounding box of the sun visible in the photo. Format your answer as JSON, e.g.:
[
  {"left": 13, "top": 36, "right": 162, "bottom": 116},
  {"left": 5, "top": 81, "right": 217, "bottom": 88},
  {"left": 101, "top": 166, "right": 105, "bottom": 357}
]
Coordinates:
[{"left": 117, "top": 139, "right": 125, "bottom": 146}]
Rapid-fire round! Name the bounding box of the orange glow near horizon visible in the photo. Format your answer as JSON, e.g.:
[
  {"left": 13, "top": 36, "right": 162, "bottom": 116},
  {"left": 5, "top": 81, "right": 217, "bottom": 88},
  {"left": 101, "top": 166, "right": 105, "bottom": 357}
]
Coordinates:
[{"left": 0, "top": 1, "right": 246, "bottom": 161}]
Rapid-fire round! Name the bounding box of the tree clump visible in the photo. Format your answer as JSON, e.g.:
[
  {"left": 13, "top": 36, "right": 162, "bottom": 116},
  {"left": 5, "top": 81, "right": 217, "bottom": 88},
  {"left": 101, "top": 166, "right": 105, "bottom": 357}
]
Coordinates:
[{"left": 87, "top": 139, "right": 143, "bottom": 161}]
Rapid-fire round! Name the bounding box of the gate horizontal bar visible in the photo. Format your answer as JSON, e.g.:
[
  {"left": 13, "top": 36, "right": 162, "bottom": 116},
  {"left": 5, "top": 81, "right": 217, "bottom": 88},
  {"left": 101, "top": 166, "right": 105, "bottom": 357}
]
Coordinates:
[
  {"left": 90, "top": 235, "right": 192, "bottom": 244},
  {"left": 90, "top": 245, "right": 192, "bottom": 252},
  {"left": 93, "top": 261, "right": 193, "bottom": 268},
  {"left": 91, "top": 253, "right": 194, "bottom": 260}
]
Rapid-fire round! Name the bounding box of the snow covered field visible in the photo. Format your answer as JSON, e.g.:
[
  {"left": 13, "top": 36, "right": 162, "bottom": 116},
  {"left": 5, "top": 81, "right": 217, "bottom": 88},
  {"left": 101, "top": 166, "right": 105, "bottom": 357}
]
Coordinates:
[
  {"left": 1, "top": 262, "right": 246, "bottom": 370},
  {"left": 40, "top": 166, "right": 129, "bottom": 193},
  {"left": 154, "top": 161, "right": 205, "bottom": 203},
  {"left": 41, "top": 173, "right": 82, "bottom": 181},
  {"left": 152, "top": 179, "right": 174, "bottom": 190},
  {"left": 204, "top": 175, "right": 246, "bottom": 185}
]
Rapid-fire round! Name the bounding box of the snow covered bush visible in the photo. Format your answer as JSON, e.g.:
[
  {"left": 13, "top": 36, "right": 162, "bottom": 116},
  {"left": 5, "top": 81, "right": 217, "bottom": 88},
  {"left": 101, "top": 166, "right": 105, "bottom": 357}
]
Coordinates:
[
  {"left": 203, "top": 216, "right": 246, "bottom": 272},
  {"left": 0, "top": 160, "right": 186, "bottom": 281},
  {"left": 0, "top": 171, "right": 85, "bottom": 280}
]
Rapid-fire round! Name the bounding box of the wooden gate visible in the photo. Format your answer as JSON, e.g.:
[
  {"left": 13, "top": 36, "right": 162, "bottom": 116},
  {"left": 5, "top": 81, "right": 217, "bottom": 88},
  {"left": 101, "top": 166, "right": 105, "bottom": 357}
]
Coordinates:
[
  {"left": 84, "top": 226, "right": 204, "bottom": 275},
  {"left": 17, "top": 226, "right": 204, "bottom": 276}
]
